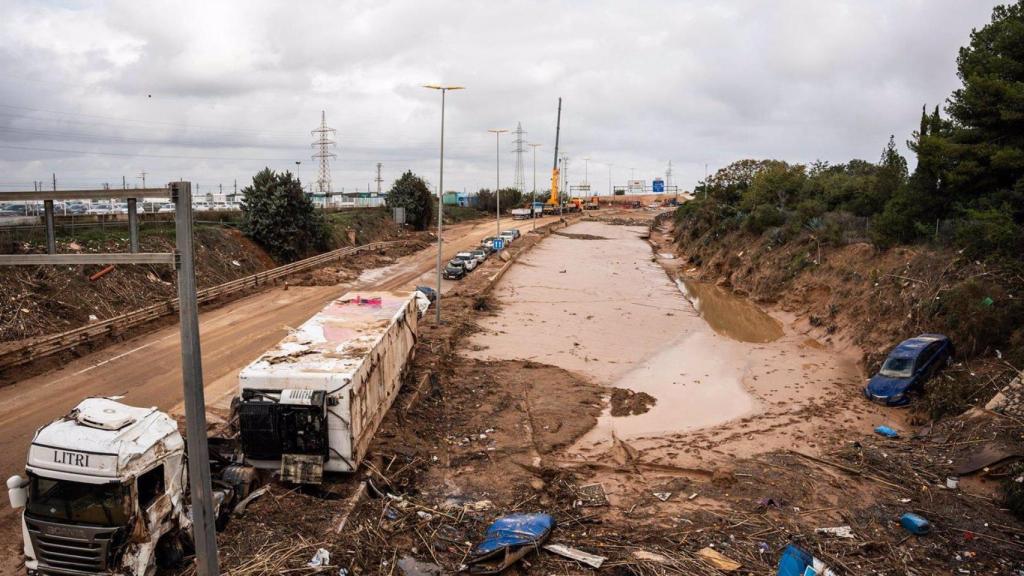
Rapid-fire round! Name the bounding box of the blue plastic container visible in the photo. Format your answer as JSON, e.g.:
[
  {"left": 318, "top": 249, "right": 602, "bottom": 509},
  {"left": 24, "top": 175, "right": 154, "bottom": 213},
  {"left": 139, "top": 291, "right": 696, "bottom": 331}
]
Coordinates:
[{"left": 900, "top": 512, "right": 931, "bottom": 535}]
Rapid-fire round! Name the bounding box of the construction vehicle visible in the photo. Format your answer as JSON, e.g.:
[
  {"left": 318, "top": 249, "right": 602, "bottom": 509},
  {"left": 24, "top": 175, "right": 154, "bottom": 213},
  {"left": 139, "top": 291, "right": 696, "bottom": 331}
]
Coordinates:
[
  {"left": 6, "top": 397, "right": 255, "bottom": 575},
  {"left": 545, "top": 98, "right": 562, "bottom": 213},
  {"left": 237, "top": 291, "right": 420, "bottom": 483}
]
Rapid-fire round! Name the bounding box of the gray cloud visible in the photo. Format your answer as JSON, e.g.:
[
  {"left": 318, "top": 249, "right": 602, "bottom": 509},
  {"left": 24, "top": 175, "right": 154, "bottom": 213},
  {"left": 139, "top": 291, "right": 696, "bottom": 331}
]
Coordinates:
[{"left": 0, "top": 0, "right": 1003, "bottom": 194}]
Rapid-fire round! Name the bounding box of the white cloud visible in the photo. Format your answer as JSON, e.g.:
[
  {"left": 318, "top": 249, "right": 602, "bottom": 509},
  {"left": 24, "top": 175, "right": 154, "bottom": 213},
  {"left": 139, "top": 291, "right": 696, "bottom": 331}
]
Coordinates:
[{"left": 0, "top": 0, "right": 1004, "bottom": 193}]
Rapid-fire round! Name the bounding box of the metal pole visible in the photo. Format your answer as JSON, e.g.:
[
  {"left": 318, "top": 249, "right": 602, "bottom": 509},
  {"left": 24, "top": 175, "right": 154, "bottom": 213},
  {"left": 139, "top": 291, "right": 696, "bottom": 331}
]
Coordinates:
[
  {"left": 436, "top": 90, "right": 445, "bottom": 325},
  {"left": 128, "top": 198, "right": 139, "bottom": 253},
  {"left": 44, "top": 200, "right": 56, "bottom": 254},
  {"left": 495, "top": 132, "right": 501, "bottom": 236},
  {"left": 172, "top": 181, "right": 220, "bottom": 576}
]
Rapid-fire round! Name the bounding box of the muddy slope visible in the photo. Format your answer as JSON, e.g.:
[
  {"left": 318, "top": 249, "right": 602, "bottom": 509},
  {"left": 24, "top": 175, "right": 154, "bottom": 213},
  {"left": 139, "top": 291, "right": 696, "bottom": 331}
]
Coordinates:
[
  {"left": 0, "top": 228, "right": 274, "bottom": 344},
  {"left": 670, "top": 217, "right": 1023, "bottom": 414}
]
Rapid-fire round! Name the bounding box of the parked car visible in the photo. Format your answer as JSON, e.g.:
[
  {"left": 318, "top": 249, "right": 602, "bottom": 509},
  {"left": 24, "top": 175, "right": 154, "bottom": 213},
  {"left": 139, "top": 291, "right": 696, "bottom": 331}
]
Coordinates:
[
  {"left": 468, "top": 249, "right": 487, "bottom": 264},
  {"left": 507, "top": 228, "right": 521, "bottom": 239},
  {"left": 864, "top": 334, "right": 954, "bottom": 406},
  {"left": 454, "top": 252, "right": 478, "bottom": 271},
  {"left": 443, "top": 260, "right": 466, "bottom": 280},
  {"left": 157, "top": 203, "right": 176, "bottom": 213},
  {"left": 499, "top": 230, "right": 516, "bottom": 243},
  {"left": 478, "top": 243, "right": 495, "bottom": 255},
  {"left": 87, "top": 204, "right": 113, "bottom": 215},
  {"left": 415, "top": 285, "right": 437, "bottom": 303}
]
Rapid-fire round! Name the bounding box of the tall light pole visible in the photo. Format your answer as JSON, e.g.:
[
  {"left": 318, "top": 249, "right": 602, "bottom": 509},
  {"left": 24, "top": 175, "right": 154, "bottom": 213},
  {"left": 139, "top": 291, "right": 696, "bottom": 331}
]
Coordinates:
[
  {"left": 608, "top": 163, "right": 613, "bottom": 196},
  {"left": 295, "top": 161, "right": 302, "bottom": 191},
  {"left": 529, "top": 143, "right": 541, "bottom": 229},
  {"left": 424, "top": 84, "right": 464, "bottom": 324},
  {"left": 488, "top": 128, "right": 508, "bottom": 235},
  {"left": 583, "top": 157, "right": 590, "bottom": 186}
]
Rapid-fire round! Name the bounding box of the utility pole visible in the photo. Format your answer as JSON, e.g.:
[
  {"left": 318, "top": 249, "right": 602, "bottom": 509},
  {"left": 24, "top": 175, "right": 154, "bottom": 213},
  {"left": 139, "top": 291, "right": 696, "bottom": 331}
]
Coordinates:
[
  {"left": 666, "top": 160, "right": 673, "bottom": 188},
  {"left": 608, "top": 164, "right": 613, "bottom": 197},
  {"left": 488, "top": 128, "right": 508, "bottom": 235},
  {"left": 375, "top": 162, "right": 383, "bottom": 195},
  {"left": 512, "top": 122, "right": 527, "bottom": 194},
  {"left": 583, "top": 157, "right": 590, "bottom": 186}
]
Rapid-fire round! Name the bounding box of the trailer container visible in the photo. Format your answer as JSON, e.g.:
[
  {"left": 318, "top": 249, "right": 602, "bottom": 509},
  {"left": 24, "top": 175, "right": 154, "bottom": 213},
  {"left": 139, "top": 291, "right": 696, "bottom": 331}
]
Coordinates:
[{"left": 237, "top": 291, "right": 419, "bottom": 483}]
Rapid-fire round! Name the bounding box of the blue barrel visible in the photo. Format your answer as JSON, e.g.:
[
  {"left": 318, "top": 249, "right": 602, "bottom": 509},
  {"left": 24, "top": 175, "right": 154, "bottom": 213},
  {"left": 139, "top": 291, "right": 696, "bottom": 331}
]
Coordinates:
[{"left": 900, "top": 513, "right": 931, "bottom": 535}]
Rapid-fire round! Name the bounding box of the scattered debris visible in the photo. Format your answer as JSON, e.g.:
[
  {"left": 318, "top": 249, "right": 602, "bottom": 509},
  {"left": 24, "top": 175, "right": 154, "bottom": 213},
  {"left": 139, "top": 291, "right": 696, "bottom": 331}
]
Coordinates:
[
  {"left": 697, "top": 547, "right": 741, "bottom": 571},
  {"left": 307, "top": 548, "right": 331, "bottom": 568},
  {"left": 544, "top": 543, "right": 606, "bottom": 569},
  {"left": 815, "top": 525, "right": 855, "bottom": 539},
  {"left": 466, "top": 513, "right": 554, "bottom": 574},
  {"left": 777, "top": 544, "right": 836, "bottom": 576},
  {"left": 397, "top": 555, "right": 441, "bottom": 576},
  {"left": 874, "top": 425, "right": 900, "bottom": 438},
  {"left": 900, "top": 512, "right": 932, "bottom": 535},
  {"left": 653, "top": 492, "right": 672, "bottom": 502},
  {"left": 573, "top": 483, "right": 608, "bottom": 507},
  {"left": 232, "top": 486, "right": 269, "bottom": 516}
]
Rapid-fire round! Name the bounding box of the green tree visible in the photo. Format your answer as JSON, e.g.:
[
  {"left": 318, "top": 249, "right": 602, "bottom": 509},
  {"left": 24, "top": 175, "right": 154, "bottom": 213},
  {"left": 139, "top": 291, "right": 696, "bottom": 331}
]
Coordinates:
[
  {"left": 945, "top": 2, "right": 1024, "bottom": 219},
  {"left": 240, "top": 168, "right": 329, "bottom": 262},
  {"left": 475, "top": 188, "right": 524, "bottom": 213},
  {"left": 385, "top": 171, "right": 433, "bottom": 230}
]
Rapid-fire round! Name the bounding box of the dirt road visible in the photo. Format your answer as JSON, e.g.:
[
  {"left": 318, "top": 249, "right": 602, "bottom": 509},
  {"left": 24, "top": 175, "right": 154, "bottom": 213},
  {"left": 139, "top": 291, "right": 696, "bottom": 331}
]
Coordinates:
[{"left": 0, "top": 214, "right": 559, "bottom": 571}]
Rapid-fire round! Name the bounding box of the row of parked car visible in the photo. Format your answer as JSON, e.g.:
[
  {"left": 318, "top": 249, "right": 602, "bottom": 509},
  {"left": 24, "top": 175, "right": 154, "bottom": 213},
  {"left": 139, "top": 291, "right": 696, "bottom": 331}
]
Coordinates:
[{"left": 443, "top": 228, "right": 521, "bottom": 280}]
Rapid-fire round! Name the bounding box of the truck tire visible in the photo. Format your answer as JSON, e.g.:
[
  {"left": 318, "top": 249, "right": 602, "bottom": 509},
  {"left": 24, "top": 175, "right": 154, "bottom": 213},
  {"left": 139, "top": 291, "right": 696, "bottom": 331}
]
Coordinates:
[{"left": 156, "top": 533, "right": 192, "bottom": 568}]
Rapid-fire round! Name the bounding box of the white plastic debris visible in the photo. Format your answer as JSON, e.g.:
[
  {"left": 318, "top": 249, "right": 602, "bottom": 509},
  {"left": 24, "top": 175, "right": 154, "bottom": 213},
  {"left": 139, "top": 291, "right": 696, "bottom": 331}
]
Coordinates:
[
  {"left": 815, "top": 526, "right": 855, "bottom": 539},
  {"left": 308, "top": 548, "right": 331, "bottom": 567},
  {"left": 544, "top": 544, "right": 606, "bottom": 568}
]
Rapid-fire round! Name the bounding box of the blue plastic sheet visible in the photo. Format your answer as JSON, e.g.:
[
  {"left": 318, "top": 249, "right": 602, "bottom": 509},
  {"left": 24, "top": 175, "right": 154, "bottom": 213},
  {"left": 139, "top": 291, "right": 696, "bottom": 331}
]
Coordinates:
[
  {"left": 471, "top": 513, "right": 555, "bottom": 556},
  {"left": 777, "top": 544, "right": 836, "bottom": 576}
]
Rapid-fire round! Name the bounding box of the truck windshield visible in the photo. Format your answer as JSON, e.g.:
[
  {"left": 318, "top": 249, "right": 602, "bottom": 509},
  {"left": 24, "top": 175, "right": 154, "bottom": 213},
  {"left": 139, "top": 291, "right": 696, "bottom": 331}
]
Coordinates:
[
  {"left": 879, "top": 357, "right": 914, "bottom": 378},
  {"left": 26, "top": 474, "right": 129, "bottom": 527}
]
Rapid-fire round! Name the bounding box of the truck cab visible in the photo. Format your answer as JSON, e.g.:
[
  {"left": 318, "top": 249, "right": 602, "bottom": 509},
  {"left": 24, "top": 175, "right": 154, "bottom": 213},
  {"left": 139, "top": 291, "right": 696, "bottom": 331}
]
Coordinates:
[
  {"left": 7, "top": 398, "right": 188, "bottom": 575},
  {"left": 7, "top": 398, "right": 252, "bottom": 576}
]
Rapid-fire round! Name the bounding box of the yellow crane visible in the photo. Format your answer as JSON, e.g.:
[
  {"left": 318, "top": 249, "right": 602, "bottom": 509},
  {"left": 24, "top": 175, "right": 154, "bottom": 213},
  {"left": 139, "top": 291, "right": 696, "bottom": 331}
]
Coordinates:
[{"left": 547, "top": 97, "right": 562, "bottom": 208}]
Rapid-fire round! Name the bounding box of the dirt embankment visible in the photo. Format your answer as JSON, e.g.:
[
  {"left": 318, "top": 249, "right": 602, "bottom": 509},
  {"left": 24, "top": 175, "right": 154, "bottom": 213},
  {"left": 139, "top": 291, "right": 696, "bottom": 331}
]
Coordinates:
[
  {"left": 0, "top": 228, "right": 274, "bottom": 344},
  {"left": 670, "top": 218, "right": 1023, "bottom": 417}
]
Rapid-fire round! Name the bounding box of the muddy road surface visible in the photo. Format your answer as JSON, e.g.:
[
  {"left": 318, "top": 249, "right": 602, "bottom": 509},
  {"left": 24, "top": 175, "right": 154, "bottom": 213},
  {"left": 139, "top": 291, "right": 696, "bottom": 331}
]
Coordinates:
[
  {"left": 0, "top": 214, "right": 560, "bottom": 572},
  {"left": 468, "top": 220, "right": 897, "bottom": 476}
]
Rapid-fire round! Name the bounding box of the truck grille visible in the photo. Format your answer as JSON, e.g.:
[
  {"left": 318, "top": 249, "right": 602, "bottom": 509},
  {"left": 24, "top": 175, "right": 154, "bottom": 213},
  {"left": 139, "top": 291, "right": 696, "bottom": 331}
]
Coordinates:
[{"left": 26, "top": 516, "right": 120, "bottom": 574}]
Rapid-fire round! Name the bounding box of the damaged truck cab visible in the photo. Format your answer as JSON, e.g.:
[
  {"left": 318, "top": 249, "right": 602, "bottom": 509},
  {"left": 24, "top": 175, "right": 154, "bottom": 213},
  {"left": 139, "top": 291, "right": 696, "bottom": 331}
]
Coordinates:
[
  {"left": 7, "top": 398, "right": 188, "bottom": 575},
  {"left": 7, "top": 397, "right": 250, "bottom": 576}
]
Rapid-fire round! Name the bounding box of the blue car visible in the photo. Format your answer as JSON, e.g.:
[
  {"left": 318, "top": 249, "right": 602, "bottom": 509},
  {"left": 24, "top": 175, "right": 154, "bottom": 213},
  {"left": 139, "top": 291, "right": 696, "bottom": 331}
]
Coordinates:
[{"left": 864, "top": 334, "right": 954, "bottom": 406}]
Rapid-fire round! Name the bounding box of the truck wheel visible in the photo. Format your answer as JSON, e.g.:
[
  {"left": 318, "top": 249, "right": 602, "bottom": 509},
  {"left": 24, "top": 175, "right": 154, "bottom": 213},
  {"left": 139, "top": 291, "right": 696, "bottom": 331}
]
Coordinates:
[{"left": 156, "top": 533, "right": 190, "bottom": 568}]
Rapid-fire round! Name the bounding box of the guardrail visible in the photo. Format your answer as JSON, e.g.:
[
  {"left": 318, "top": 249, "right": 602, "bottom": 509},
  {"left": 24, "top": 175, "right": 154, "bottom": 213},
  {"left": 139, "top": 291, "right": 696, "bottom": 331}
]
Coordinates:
[{"left": 0, "top": 240, "right": 405, "bottom": 370}]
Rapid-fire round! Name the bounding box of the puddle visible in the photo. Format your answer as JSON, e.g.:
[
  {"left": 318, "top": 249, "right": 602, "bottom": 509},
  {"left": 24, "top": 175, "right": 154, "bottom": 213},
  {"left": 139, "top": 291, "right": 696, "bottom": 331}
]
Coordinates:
[
  {"left": 466, "top": 221, "right": 758, "bottom": 443},
  {"left": 675, "top": 277, "right": 783, "bottom": 343}
]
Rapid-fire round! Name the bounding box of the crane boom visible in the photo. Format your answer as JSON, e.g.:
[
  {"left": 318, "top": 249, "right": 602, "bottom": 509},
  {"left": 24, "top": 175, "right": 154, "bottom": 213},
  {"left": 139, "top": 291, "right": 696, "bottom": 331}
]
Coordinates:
[{"left": 548, "top": 97, "right": 562, "bottom": 206}]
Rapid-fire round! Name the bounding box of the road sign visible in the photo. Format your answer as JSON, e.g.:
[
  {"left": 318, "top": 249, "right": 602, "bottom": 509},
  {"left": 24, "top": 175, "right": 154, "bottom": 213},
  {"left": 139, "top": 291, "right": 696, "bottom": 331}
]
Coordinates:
[{"left": 492, "top": 238, "right": 505, "bottom": 250}]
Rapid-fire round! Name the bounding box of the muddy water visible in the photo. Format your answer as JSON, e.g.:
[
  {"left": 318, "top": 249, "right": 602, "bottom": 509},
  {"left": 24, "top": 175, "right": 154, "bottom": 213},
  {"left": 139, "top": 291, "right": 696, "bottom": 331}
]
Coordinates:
[
  {"left": 675, "top": 278, "right": 783, "bottom": 343},
  {"left": 466, "top": 221, "right": 759, "bottom": 441}
]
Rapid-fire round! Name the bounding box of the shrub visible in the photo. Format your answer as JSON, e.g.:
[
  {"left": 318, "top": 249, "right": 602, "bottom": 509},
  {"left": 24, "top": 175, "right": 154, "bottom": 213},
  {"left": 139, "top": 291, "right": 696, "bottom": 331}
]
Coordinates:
[
  {"left": 240, "top": 168, "right": 329, "bottom": 262},
  {"left": 955, "top": 207, "right": 1023, "bottom": 262},
  {"left": 743, "top": 205, "right": 785, "bottom": 235}
]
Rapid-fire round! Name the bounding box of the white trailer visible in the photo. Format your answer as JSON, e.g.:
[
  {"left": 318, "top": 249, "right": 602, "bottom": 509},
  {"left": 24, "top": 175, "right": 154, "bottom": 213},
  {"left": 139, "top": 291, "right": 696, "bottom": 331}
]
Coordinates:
[{"left": 237, "top": 291, "right": 419, "bottom": 483}]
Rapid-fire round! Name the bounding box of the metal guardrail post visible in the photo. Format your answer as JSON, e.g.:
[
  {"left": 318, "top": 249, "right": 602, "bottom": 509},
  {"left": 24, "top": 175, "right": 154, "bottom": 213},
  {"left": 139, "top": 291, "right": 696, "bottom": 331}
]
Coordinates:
[
  {"left": 44, "top": 200, "right": 56, "bottom": 254},
  {"left": 128, "top": 198, "right": 139, "bottom": 253},
  {"left": 172, "top": 181, "right": 220, "bottom": 576}
]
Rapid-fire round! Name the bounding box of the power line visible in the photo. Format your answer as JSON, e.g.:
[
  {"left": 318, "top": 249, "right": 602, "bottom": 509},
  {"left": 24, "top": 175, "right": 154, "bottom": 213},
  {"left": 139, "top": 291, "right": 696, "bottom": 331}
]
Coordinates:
[{"left": 0, "top": 143, "right": 297, "bottom": 162}]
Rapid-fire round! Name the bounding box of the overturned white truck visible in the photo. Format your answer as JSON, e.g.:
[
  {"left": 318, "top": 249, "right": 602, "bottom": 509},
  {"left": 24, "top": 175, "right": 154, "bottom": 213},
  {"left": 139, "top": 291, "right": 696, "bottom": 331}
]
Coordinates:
[
  {"left": 236, "top": 291, "right": 421, "bottom": 483},
  {"left": 6, "top": 398, "right": 254, "bottom": 575}
]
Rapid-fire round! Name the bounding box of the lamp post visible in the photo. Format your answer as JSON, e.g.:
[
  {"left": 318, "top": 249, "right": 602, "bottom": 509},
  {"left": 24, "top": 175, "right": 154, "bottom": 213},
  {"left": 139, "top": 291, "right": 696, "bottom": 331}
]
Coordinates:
[
  {"left": 529, "top": 143, "right": 541, "bottom": 230},
  {"left": 488, "top": 129, "right": 508, "bottom": 235},
  {"left": 295, "top": 161, "right": 302, "bottom": 192},
  {"left": 423, "top": 84, "right": 464, "bottom": 324}
]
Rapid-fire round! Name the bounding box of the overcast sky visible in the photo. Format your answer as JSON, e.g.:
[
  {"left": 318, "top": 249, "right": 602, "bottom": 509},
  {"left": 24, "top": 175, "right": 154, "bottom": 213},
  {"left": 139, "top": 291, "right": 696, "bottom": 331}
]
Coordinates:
[{"left": 0, "top": 0, "right": 1004, "bottom": 197}]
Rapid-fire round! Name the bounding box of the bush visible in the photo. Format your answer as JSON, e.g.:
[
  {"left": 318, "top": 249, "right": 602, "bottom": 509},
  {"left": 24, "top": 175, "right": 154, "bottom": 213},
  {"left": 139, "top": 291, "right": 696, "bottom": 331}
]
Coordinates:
[
  {"left": 240, "top": 168, "right": 329, "bottom": 262},
  {"left": 955, "top": 207, "right": 1023, "bottom": 261},
  {"left": 743, "top": 205, "right": 785, "bottom": 235},
  {"left": 927, "top": 279, "right": 1024, "bottom": 357}
]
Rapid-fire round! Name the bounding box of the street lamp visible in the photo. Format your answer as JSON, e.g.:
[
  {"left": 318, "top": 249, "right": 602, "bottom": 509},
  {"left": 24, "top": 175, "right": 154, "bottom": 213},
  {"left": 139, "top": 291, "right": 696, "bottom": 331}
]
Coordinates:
[
  {"left": 528, "top": 143, "right": 541, "bottom": 230},
  {"left": 423, "top": 84, "right": 464, "bottom": 324},
  {"left": 295, "top": 161, "right": 302, "bottom": 191},
  {"left": 488, "top": 129, "right": 508, "bottom": 235}
]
